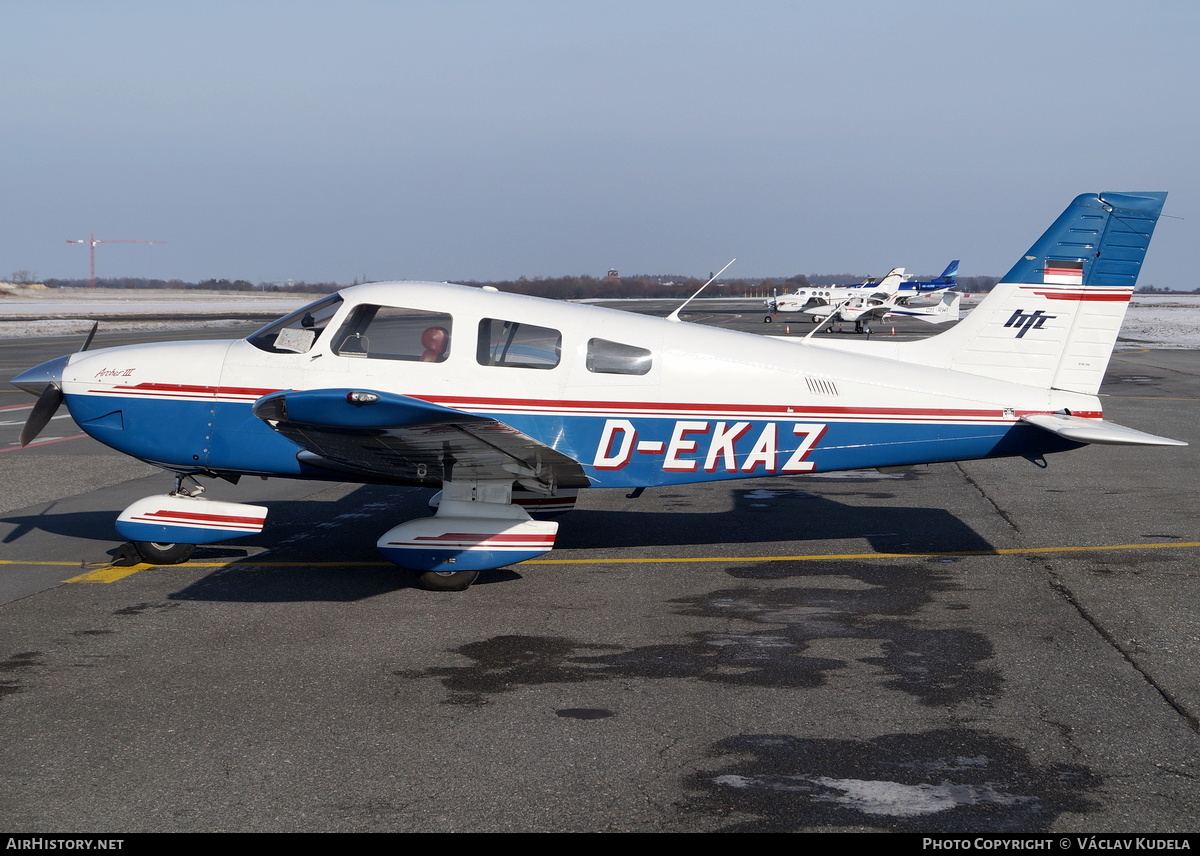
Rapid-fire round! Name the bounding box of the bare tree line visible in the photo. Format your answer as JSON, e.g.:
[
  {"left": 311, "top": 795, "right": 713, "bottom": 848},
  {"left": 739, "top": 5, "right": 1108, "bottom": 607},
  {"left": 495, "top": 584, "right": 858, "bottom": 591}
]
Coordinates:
[{"left": 12, "top": 271, "right": 1003, "bottom": 298}]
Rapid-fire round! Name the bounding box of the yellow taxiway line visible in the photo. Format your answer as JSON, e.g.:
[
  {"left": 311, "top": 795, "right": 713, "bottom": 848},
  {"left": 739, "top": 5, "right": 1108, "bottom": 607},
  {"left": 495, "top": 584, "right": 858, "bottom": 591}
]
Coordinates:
[{"left": 0, "top": 539, "right": 1195, "bottom": 584}]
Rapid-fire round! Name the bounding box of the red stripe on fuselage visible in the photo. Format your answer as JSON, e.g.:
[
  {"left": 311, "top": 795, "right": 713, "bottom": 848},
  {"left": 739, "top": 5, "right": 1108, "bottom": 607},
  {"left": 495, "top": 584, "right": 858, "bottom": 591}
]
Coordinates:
[
  {"left": 86, "top": 382, "right": 280, "bottom": 399},
  {"left": 419, "top": 395, "right": 1101, "bottom": 422},
  {"left": 72, "top": 385, "right": 1103, "bottom": 423}
]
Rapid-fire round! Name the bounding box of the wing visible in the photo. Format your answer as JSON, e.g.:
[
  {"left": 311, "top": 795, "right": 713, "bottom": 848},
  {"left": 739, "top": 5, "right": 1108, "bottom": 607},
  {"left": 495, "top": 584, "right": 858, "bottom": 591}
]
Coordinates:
[
  {"left": 856, "top": 302, "right": 898, "bottom": 321},
  {"left": 253, "top": 388, "right": 591, "bottom": 489}
]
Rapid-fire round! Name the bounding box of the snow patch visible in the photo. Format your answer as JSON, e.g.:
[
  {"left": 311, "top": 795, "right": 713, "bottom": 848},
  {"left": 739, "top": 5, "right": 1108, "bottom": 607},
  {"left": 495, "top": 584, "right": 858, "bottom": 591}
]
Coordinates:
[
  {"left": 808, "top": 776, "right": 1030, "bottom": 817},
  {"left": 1118, "top": 295, "right": 1200, "bottom": 348},
  {"left": 714, "top": 773, "right": 1033, "bottom": 818}
]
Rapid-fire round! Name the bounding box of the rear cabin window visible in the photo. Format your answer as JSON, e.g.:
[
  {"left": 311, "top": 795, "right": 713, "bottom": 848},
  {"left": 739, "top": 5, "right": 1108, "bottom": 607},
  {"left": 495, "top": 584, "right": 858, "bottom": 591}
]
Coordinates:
[
  {"left": 586, "top": 338, "right": 653, "bottom": 376},
  {"left": 477, "top": 318, "right": 561, "bottom": 369},
  {"left": 331, "top": 305, "right": 453, "bottom": 362}
]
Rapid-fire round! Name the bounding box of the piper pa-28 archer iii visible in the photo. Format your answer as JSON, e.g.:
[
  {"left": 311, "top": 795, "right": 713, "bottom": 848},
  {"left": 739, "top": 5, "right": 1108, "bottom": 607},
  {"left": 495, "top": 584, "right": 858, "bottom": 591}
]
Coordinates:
[{"left": 11, "top": 192, "right": 1184, "bottom": 591}]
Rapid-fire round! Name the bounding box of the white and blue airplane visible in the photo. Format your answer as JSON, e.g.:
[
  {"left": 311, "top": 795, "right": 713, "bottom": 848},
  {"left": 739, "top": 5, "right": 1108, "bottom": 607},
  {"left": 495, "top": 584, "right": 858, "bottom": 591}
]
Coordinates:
[
  {"left": 804, "top": 288, "right": 962, "bottom": 332},
  {"left": 769, "top": 268, "right": 908, "bottom": 317},
  {"left": 10, "top": 192, "right": 1184, "bottom": 591},
  {"left": 766, "top": 260, "right": 960, "bottom": 320},
  {"left": 906, "top": 259, "right": 960, "bottom": 294}
]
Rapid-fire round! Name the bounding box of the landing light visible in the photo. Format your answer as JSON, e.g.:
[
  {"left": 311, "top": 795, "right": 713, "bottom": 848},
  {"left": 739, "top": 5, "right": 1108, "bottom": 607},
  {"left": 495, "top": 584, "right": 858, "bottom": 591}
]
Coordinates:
[{"left": 347, "top": 391, "right": 379, "bottom": 405}]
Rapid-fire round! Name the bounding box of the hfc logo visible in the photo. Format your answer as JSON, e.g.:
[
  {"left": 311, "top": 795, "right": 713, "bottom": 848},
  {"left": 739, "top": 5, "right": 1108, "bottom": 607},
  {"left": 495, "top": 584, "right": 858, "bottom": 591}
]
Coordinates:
[{"left": 1004, "top": 309, "right": 1057, "bottom": 338}]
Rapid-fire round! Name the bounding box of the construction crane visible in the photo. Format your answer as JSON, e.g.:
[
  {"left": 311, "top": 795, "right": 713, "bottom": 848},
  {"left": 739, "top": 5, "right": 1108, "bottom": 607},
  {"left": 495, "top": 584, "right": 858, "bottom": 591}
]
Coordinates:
[{"left": 66, "top": 234, "right": 165, "bottom": 288}]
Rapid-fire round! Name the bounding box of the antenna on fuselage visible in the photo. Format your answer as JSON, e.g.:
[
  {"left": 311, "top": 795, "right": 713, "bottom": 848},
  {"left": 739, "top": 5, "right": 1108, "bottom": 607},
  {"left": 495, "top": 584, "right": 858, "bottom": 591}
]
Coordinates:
[{"left": 667, "top": 258, "right": 736, "bottom": 322}]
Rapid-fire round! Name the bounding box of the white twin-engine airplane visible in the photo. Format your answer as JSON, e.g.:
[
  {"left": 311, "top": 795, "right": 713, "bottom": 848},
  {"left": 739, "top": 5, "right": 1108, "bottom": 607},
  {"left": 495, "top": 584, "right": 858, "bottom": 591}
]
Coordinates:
[
  {"left": 766, "top": 260, "right": 959, "bottom": 320},
  {"left": 11, "top": 192, "right": 1184, "bottom": 591},
  {"left": 804, "top": 288, "right": 962, "bottom": 330},
  {"left": 770, "top": 267, "right": 908, "bottom": 316}
]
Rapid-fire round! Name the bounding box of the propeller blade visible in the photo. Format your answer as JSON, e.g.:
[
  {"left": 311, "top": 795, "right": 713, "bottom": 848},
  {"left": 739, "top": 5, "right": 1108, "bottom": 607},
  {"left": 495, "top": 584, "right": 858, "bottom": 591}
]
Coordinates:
[
  {"left": 19, "top": 384, "right": 64, "bottom": 447},
  {"left": 79, "top": 321, "right": 98, "bottom": 352},
  {"left": 12, "top": 324, "right": 94, "bottom": 446}
]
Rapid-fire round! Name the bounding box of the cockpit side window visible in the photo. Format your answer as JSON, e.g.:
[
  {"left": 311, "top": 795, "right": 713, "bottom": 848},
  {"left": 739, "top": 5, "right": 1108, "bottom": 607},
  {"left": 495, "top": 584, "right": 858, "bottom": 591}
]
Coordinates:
[
  {"left": 331, "top": 305, "right": 453, "bottom": 362},
  {"left": 586, "top": 338, "right": 653, "bottom": 375},
  {"left": 247, "top": 294, "right": 344, "bottom": 354},
  {"left": 477, "top": 318, "right": 561, "bottom": 369}
]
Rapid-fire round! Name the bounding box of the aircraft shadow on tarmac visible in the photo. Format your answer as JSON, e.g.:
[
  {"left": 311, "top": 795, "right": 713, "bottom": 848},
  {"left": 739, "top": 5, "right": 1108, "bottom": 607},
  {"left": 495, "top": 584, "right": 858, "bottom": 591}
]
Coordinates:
[
  {"left": 1, "top": 476, "right": 995, "bottom": 603},
  {"left": 559, "top": 481, "right": 991, "bottom": 556}
]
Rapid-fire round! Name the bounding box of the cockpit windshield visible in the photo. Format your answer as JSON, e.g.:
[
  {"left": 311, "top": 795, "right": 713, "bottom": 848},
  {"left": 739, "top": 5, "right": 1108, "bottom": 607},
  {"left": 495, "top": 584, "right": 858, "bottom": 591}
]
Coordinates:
[{"left": 247, "top": 294, "right": 344, "bottom": 354}]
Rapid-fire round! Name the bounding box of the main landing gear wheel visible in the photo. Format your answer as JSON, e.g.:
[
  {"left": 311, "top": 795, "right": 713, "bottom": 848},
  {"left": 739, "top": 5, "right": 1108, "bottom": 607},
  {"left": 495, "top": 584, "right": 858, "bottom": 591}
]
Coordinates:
[
  {"left": 763, "top": 316, "right": 773, "bottom": 323},
  {"left": 414, "top": 569, "right": 480, "bottom": 592},
  {"left": 133, "top": 541, "right": 196, "bottom": 565}
]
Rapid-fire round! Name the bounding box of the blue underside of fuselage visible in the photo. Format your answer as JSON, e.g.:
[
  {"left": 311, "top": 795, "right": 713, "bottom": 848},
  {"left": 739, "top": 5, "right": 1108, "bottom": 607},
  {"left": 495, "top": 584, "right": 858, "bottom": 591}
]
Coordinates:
[{"left": 66, "top": 394, "right": 1083, "bottom": 487}]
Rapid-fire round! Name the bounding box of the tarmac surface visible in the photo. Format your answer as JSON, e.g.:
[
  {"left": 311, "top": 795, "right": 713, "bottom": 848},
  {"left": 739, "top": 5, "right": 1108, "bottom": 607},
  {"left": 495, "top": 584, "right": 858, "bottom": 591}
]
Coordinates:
[{"left": 1, "top": 306, "right": 1198, "bottom": 832}]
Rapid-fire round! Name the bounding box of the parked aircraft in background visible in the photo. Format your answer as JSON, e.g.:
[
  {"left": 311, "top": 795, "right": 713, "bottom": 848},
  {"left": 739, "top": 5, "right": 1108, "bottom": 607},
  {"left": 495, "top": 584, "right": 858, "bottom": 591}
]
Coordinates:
[
  {"left": 806, "top": 289, "right": 962, "bottom": 333},
  {"left": 768, "top": 268, "right": 906, "bottom": 319},
  {"left": 766, "top": 260, "right": 959, "bottom": 322},
  {"left": 11, "top": 194, "right": 1182, "bottom": 591},
  {"left": 918, "top": 259, "right": 960, "bottom": 291}
]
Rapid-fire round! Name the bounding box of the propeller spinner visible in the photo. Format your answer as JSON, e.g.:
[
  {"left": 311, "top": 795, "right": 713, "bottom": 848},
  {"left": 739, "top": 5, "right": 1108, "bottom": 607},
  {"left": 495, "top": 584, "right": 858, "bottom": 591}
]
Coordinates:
[{"left": 10, "top": 323, "right": 97, "bottom": 447}]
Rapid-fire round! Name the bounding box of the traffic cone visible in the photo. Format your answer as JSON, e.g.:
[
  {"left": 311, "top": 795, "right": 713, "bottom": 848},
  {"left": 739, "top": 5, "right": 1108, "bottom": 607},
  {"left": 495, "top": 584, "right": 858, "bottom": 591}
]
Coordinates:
[
  {"left": 785, "top": 325, "right": 791, "bottom": 334},
  {"left": 891, "top": 326, "right": 895, "bottom": 336}
]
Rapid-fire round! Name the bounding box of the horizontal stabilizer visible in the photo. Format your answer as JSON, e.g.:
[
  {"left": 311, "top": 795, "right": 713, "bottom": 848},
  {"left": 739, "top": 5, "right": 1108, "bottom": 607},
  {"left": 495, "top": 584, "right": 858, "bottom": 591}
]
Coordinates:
[
  {"left": 893, "top": 290, "right": 961, "bottom": 324},
  {"left": 1021, "top": 413, "right": 1187, "bottom": 447}
]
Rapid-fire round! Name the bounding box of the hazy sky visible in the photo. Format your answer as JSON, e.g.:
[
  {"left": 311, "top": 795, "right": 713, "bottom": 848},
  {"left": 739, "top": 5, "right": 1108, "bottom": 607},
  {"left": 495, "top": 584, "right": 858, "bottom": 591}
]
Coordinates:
[{"left": 3, "top": 1, "right": 1197, "bottom": 287}]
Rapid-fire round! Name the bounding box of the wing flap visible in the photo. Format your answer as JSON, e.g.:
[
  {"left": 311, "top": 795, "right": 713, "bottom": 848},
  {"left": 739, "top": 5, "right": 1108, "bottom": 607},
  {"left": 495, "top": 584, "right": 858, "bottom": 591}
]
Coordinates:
[
  {"left": 1021, "top": 413, "right": 1187, "bottom": 447},
  {"left": 253, "top": 389, "right": 590, "bottom": 487}
]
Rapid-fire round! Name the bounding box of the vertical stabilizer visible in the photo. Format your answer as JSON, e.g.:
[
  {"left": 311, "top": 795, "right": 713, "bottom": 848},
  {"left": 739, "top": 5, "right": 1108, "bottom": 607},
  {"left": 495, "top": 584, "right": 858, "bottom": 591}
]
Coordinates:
[
  {"left": 867, "top": 268, "right": 906, "bottom": 297},
  {"left": 932, "top": 260, "right": 959, "bottom": 285},
  {"left": 902, "top": 193, "right": 1166, "bottom": 394}
]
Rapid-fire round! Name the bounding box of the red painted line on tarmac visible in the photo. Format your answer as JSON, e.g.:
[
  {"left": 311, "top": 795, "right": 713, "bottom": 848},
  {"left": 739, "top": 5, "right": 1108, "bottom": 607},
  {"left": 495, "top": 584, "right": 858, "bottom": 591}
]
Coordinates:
[{"left": 0, "top": 433, "right": 88, "bottom": 453}]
